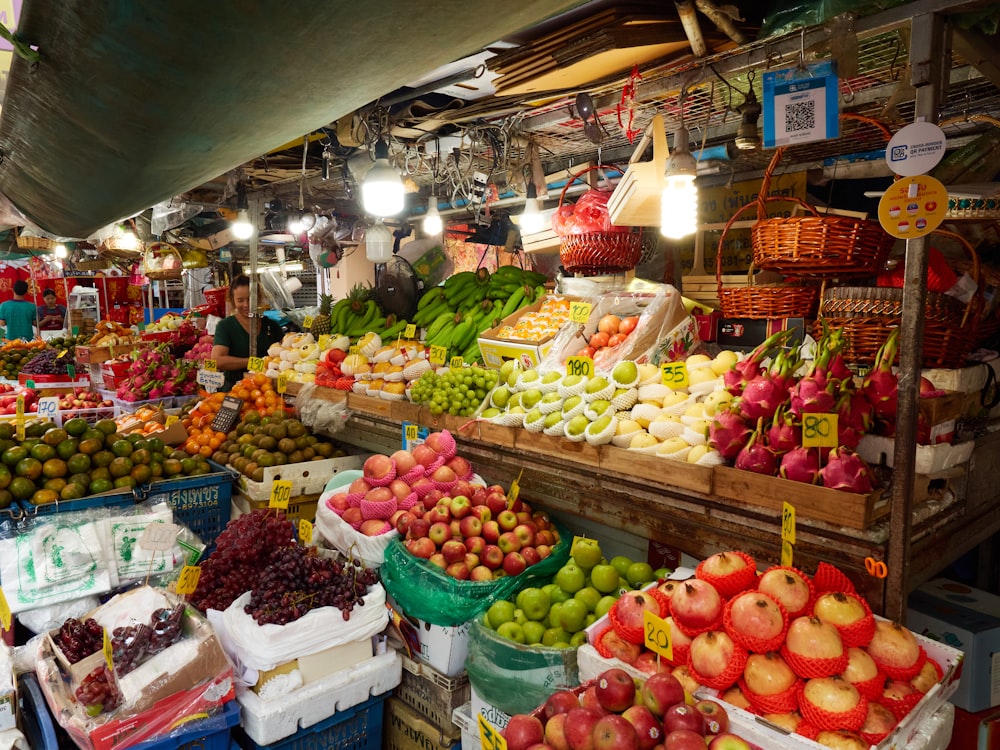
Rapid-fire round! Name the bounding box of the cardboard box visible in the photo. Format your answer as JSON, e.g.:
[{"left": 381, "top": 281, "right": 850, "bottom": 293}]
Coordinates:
[
  {"left": 384, "top": 696, "right": 461, "bottom": 750},
  {"left": 908, "top": 578, "right": 1000, "bottom": 713},
  {"left": 476, "top": 296, "right": 575, "bottom": 370},
  {"left": 254, "top": 638, "right": 373, "bottom": 694},
  {"left": 469, "top": 685, "right": 511, "bottom": 732},
  {"left": 716, "top": 317, "right": 809, "bottom": 351},
  {"left": 410, "top": 617, "right": 472, "bottom": 678}
]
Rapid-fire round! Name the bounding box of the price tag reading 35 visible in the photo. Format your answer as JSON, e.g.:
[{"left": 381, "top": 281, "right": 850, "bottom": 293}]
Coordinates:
[
  {"left": 269, "top": 480, "right": 293, "bottom": 510},
  {"left": 566, "top": 356, "right": 594, "bottom": 379},
  {"left": 570, "top": 301, "right": 593, "bottom": 324},
  {"left": 643, "top": 608, "right": 674, "bottom": 662},
  {"left": 802, "top": 413, "right": 838, "bottom": 448},
  {"left": 661, "top": 362, "right": 689, "bottom": 388}
]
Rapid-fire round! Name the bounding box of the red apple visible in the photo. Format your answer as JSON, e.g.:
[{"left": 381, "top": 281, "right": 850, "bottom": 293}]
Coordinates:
[
  {"left": 595, "top": 668, "right": 636, "bottom": 713},
  {"left": 426, "top": 506, "right": 450, "bottom": 525},
  {"left": 408, "top": 517, "right": 430, "bottom": 539},
  {"left": 504, "top": 714, "right": 545, "bottom": 750},
  {"left": 513, "top": 523, "right": 536, "bottom": 548},
  {"left": 451, "top": 495, "right": 472, "bottom": 519},
  {"left": 470, "top": 566, "right": 493, "bottom": 581},
  {"left": 390, "top": 449, "right": 417, "bottom": 476},
  {"left": 359, "top": 519, "right": 391, "bottom": 536},
  {"left": 633, "top": 652, "right": 670, "bottom": 675},
  {"left": 592, "top": 714, "right": 638, "bottom": 750},
  {"left": 663, "top": 729, "right": 707, "bottom": 750},
  {"left": 522, "top": 547, "right": 541, "bottom": 566},
  {"left": 422, "top": 489, "right": 445, "bottom": 510},
  {"left": 503, "top": 551, "right": 527, "bottom": 577},
  {"left": 545, "top": 690, "right": 582, "bottom": 719},
  {"left": 694, "top": 700, "right": 729, "bottom": 736},
  {"left": 498, "top": 531, "right": 522, "bottom": 554},
  {"left": 389, "top": 509, "right": 407, "bottom": 527},
  {"left": 516, "top": 511, "right": 533, "bottom": 525},
  {"left": 579, "top": 687, "right": 611, "bottom": 717},
  {"left": 707, "top": 733, "right": 752, "bottom": 750},
  {"left": 536, "top": 545, "right": 552, "bottom": 560},
  {"left": 465, "top": 535, "right": 485, "bottom": 555},
  {"left": 459, "top": 516, "right": 483, "bottom": 538},
  {"left": 472, "top": 487, "right": 489, "bottom": 506},
  {"left": 621, "top": 704, "right": 662, "bottom": 750},
  {"left": 450, "top": 519, "right": 462, "bottom": 538},
  {"left": 446, "top": 562, "right": 470, "bottom": 580},
  {"left": 388, "top": 479, "right": 412, "bottom": 501},
  {"left": 405, "top": 537, "right": 435, "bottom": 559},
  {"left": 482, "top": 545, "right": 504, "bottom": 570},
  {"left": 465, "top": 553, "right": 479, "bottom": 569},
  {"left": 441, "top": 539, "right": 467, "bottom": 564},
  {"left": 342, "top": 507, "right": 363, "bottom": 526},
  {"left": 640, "top": 672, "right": 685, "bottom": 717},
  {"left": 485, "top": 491, "right": 508, "bottom": 517},
  {"left": 663, "top": 703, "right": 704, "bottom": 735},
  {"left": 564, "top": 707, "right": 602, "bottom": 750},
  {"left": 471, "top": 505, "right": 492, "bottom": 523},
  {"left": 535, "top": 529, "right": 555, "bottom": 546},
  {"left": 428, "top": 553, "right": 447, "bottom": 569},
  {"left": 482, "top": 520, "right": 501, "bottom": 544},
  {"left": 545, "top": 712, "right": 571, "bottom": 750},
  {"left": 497, "top": 509, "right": 519, "bottom": 531}
]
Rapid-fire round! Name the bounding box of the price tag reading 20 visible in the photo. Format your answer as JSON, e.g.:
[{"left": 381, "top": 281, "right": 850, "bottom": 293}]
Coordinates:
[
  {"left": 661, "top": 362, "right": 689, "bottom": 388},
  {"left": 565, "top": 356, "right": 594, "bottom": 378},
  {"left": 802, "top": 413, "right": 839, "bottom": 448},
  {"left": 643, "top": 608, "right": 674, "bottom": 662}
]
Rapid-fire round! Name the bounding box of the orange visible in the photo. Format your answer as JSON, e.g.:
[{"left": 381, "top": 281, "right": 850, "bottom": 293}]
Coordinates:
[{"left": 198, "top": 445, "right": 213, "bottom": 458}]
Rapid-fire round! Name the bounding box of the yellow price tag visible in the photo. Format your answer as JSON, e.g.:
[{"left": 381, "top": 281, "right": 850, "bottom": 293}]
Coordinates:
[
  {"left": 303, "top": 315, "right": 315, "bottom": 329},
  {"left": 0, "top": 586, "right": 11, "bottom": 631},
  {"left": 203, "top": 360, "right": 217, "bottom": 371},
  {"left": 349, "top": 345, "right": 360, "bottom": 356},
  {"left": 176, "top": 565, "right": 202, "bottom": 595},
  {"left": 103, "top": 628, "right": 114, "bottom": 671},
  {"left": 569, "top": 301, "right": 593, "bottom": 324},
  {"left": 165, "top": 415, "right": 179, "bottom": 426},
  {"left": 565, "top": 355, "right": 594, "bottom": 378},
  {"left": 247, "top": 356, "right": 265, "bottom": 373},
  {"left": 478, "top": 714, "right": 508, "bottom": 750},
  {"left": 269, "top": 479, "right": 293, "bottom": 510},
  {"left": 660, "top": 362, "right": 689, "bottom": 388},
  {"left": 781, "top": 540, "right": 794, "bottom": 568},
  {"left": 404, "top": 423, "right": 418, "bottom": 442},
  {"left": 318, "top": 334, "right": 331, "bottom": 349},
  {"left": 299, "top": 519, "right": 313, "bottom": 544},
  {"left": 643, "top": 608, "right": 674, "bottom": 662},
  {"left": 450, "top": 356, "right": 464, "bottom": 369},
  {"left": 781, "top": 501, "right": 796, "bottom": 545},
  {"left": 404, "top": 324, "right": 416, "bottom": 339},
  {"left": 802, "top": 413, "right": 839, "bottom": 448},
  {"left": 429, "top": 345, "right": 447, "bottom": 366},
  {"left": 277, "top": 370, "right": 293, "bottom": 394},
  {"left": 15, "top": 395, "right": 24, "bottom": 442},
  {"left": 507, "top": 469, "right": 524, "bottom": 507},
  {"left": 56, "top": 349, "right": 67, "bottom": 358}
]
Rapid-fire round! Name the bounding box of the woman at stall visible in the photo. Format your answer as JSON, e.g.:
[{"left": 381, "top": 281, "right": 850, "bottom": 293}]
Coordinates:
[
  {"left": 37, "top": 288, "right": 66, "bottom": 331},
  {"left": 211, "top": 274, "right": 283, "bottom": 391}
]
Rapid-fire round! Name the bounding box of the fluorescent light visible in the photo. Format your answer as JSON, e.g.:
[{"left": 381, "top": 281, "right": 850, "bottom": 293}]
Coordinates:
[
  {"left": 259, "top": 262, "right": 304, "bottom": 273},
  {"left": 661, "top": 125, "right": 698, "bottom": 239},
  {"left": 365, "top": 220, "right": 394, "bottom": 263},
  {"left": 519, "top": 182, "right": 544, "bottom": 234},
  {"left": 54, "top": 244, "right": 68, "bottom": 258}
]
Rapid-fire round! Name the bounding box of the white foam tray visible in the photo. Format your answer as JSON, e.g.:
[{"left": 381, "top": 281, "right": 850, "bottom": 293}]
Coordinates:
[
  {"left": 858, "top": 434, "right": 974, "bottom": 473},
  {"left": 236, "top": 649, "right": 401, "bottom": 745}
]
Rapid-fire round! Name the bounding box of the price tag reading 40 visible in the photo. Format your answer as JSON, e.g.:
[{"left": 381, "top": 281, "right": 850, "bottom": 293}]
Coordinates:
[
  {"left": 566, "top": 356, "right": 594, "bottom": 378},
  {"left": 478, "top": 714, "right": 508, "bottom": 750},
  {"left": 429, "top": 345, "right": 447, "bottom": 366},
  {"left": 570, "top": 301, "right": 593, "bottom": 324},
  {"left": 247, "top": 356, "right": 265, "bottom": 373},
  {"left": 802, "top": 413, "right": 838, "bottom": 448},
  {"left": 269, "top": 480, "right": 293, "bottom": 510},
  {"left": 643, "top": 608, "right": 674, "bottom": 662},
  {"left": 661, "top": 362, "right": 689, "bottom": 388}
]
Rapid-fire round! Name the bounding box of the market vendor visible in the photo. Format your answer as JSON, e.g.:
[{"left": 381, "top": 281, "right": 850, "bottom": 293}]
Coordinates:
[
  {"left": 211, "top": 274, "right": 283, "bottom": 390},
  {"left": 36, "top": 288, "right": 66, "bottom": 331},
  {"left": 0, "top": 280, "right": 38, "bottom": 341}
]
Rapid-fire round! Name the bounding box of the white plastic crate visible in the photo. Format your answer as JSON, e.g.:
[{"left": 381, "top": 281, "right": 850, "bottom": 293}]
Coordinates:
[
  {"left": 237, "top": 454, "right": 367, "bottom": 502},
  {"left": 236, "top": 649, "right": 402, "bottom": 746},
  {"left": 452, "top": 702, "right": 479, "bottom": 750}
]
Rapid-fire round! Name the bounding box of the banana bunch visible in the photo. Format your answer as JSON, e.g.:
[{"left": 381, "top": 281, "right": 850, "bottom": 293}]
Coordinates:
[{"left": 411, "top": 265, "right": 548, "bottom": 363}]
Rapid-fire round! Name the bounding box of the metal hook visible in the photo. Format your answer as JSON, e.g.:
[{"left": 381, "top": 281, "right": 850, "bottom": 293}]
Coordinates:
[
  {"left": 889, "top": 34, "right": 902, "bottom": 82},
  {"left": 842, "top": 77, "right": 856, "bottom": 104},
  {"left": 797, "top": 28, "right": 807, "bottom": 70}
]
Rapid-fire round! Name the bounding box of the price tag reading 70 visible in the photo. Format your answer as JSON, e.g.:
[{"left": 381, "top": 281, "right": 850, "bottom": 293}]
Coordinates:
[
  {"left": 661, "top": 362, "right": 689, "bottom": 388},
  {"left": 802, "top": 413, "right": 839, "bottom": 448}
]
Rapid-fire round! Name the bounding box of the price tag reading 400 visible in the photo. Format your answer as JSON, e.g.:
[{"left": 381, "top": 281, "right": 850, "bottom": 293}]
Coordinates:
[
  {"left": 661, "top": 362, "right": 689, "bottom": 388},
  {"left": 247, "top": 356, "right": 265, "bottom": 373},
  {"left": 269, "top": 480, "right": 293, "bottom": 510},
  {"left": 478, "top": 714, "right": 508, "bottom": 750},
  {"left": 643, "top": 608, "right": 674, "bottom": 662},
  {"left": 570, "top": 301, "right": 593, "bottom": 324},
  {"left": 450, "top": 356, "right": 464, "bottom": 369},
  {"left": 802, "top": 413, "right": 839, "bottom": 448},
  {"left": 566, "top": 356, "right": 594, "bottom": 379}
]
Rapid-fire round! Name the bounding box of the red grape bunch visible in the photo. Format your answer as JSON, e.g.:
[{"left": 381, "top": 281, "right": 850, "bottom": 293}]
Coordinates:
[
  {"left": 147, "top": 605, "right": 185, "bottom": 655},
  {"left": 55, "top": 617, "right": 104, "bottom": 664},
  {"left": 246, "top": 546, "right": 378, "bottom": 626},
  {"left": 110, "top": 623, "right": 151, "bottom": 676},
  {"left": 75, "top": 666, "right": 121, "bottom": 716},
  {"left": 190, "top": 510, "right": 297, "bottom": 612}
]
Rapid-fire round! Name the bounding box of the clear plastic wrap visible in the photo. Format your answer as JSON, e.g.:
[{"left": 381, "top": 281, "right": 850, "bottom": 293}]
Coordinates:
[{"left": 295, "top": 383, "right": 351, "bottom": 435}]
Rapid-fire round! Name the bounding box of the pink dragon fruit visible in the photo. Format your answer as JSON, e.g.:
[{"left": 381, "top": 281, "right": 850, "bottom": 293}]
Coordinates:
[
  {"left": 862, "top": 329, "right": 899, "bottom": 422},
  {"left": 724, "top": 329, "right": 796, "bottom": 397},
  {"left": 819, "top": 447, "right": 875, "bottom": 493},
  {"left": 789, "top": 377, "right": 836, "bottom": 417},
  {"left": 836, "top": 391, "right": 874, "bottom": 450},
  {"left": 779, "top": 446, "right": 821, "bottom": 484},
  {"left": 708, "top": 406, "right": 752, "bottom": 459},
  {"left": 734, "top": 420, "right": 777, "bottom": 475},
  {"left": 766, "top": 407, "right": 801, "bottom": 454}
]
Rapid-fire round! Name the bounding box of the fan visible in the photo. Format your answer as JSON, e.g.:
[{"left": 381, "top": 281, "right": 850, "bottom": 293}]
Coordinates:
[{"left": 375, "top": 255, "right": 421, "bottom": 319}]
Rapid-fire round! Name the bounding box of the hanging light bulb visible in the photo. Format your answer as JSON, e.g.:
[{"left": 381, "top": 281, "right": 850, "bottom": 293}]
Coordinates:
[
  {"left": 735, "top": 87, "right": 763, "bottom": 151},
  {"left": 231, "top": 209, "right": 254, "bottom": 240},
  {"left": 287, "top": 211, "right": 304, "bottom": 235},
  {"left": 423, "top": 192, "right": 443, "bottom": 236},
  {"left": 54, "top": 244, "right": 68, "bottom": 259},
  {"left": 362, "top": 139, "right": 404, "bottom": 217},
  {"left": 519, "top": 183, "right": 544, "bottom": 235},
  {"left": 661, "top": 124, "right": 698, "bottom": 240},
  {"left": 365, "top": 219, "right": 394, "bottom": 263},
  {"left": 119, "top": 227, "right": 138, "bottom": 250}
]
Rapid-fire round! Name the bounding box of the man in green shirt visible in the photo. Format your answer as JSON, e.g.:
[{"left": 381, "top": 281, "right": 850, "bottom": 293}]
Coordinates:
[
  {"left": 0, "top": 280, "right": 38, "bottom": 341},
  {"left": 211, "top": 275, "right": 284, "bottom": 390}
]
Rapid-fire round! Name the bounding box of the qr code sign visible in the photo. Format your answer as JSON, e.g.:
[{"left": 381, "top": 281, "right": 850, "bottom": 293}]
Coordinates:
[{"left": 784, "top": 99, "right": 816, "bottom": 133}]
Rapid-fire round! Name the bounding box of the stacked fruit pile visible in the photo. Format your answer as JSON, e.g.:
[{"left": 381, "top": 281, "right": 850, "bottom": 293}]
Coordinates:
[
  {"left": 593, "top": 550, "right": 942, "bottom": 747},
  {"left": 263, "top": 332, "right": 322, "bottom": 385},
  {"left": 408, "top": 364, "right": 499, "bottom": 416},
  {"left": 481, "top": 538, "right": 657, "bottom": 649},
  {"left": 222, "top": 373, "right": 285, "bottom": 417},
  {"left": 344, "top": 335, "right": 433, "bottom": 399},
  {"left": 494, "top": 295, "right": 572, "bottom": 342},
  {"left": 502, "top": 668, "right": 756, "bottom": 750},
  {"left": 0, "top": 339, "right": 47, "bottom": 379}
]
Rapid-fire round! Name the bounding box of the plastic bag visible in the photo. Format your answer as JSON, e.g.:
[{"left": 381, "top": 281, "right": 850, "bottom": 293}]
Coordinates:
[
  {"left": 295, "top": 383, "right": 351, "bottom": 434},
  {"left": 379, "top": 521, "right": 571, "bottom": 627},
  {"left": 150, "top": 199, "right": 202, "bottom": 236},
  {"left": 465, "top": 621, "right": 579, "bottom": 715},
  {"left": 551, "top": 189, "right": 628, "bottom": 237}
]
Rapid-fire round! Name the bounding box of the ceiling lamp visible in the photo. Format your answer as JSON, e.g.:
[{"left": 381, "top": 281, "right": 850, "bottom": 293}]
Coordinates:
[
  {"left": 423, "top": 191, "right": 443, "bottom": 236},
  {"left": 118, "top": 226, "right": 139, "bottom": 250},
  {"left": 735, "top": 85, "right": 762, "bottom": 151},
  {"left": 365, "top": 219, "right": 394, "bottom": 263},
  {"left": 232, "top": 209, "right": 254, "bottom": 240},
  {"left": 519, "top": 183, "right": 544, "bottom": 235},
  {"left": 54, "top": 243, "right": 68, "bottom": 258},
  {"left": 362, "top": 139, "right": 404, "bottom": 217},
  {"left": 661, "top": 124, "right": 698, "bottom": 240}
]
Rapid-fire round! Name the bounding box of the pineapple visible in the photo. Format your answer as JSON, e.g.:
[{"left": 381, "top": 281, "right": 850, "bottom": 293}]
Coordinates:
[{"left": 310, "top": 294, "right": 333, "bottom": 335}]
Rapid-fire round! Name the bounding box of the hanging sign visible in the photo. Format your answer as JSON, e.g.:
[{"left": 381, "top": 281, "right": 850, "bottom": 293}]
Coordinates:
[
  {"left": 886, "top": 121, "right": 946, "bottom": 176},
  {"left": 763, "top": 60, "right": 839, "bottom": 148},
  {"left": 877, "top": 176, "right": 948, "bottom": 239}
]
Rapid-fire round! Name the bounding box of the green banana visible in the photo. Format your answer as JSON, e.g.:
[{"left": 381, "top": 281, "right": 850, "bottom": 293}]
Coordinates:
[
  {"left": 417, "top": 287, "right": 445, "bottom": 310},
  {"left": 444, "top": 271, "right": 476, "bottom": 292},
  {"left": 382, "top": 318, "right": 408, "bottom": 340},
  {"left": 500, "top": 286, "right": 527, "bottom": 318},
  {"left": 425, "top": 311, "right": 455, "bottom": 341}
]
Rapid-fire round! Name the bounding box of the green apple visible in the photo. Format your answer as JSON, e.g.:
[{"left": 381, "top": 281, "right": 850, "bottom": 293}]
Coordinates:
[
  {"left": 561, "top": 395, "right": 584, "bottom": 415},
  {"left": 541, "top": 626, "right": 571, "bottom": 647},
  {"left": 549, "top": 587, "right": 572, "bottom": 604},
  {"left": 612, "top": 360, "right": 638, "bottom": 384},
  {"left": 513, "top": 608, "right": 528, "bottom": 625},
  {"left": 516, "top": 587, "right": 551, "bottom": 621},
  {"left": 548, "top": 602, "right": 563, "bottom": 629},
  {"left": 521, "top": 388, "right": 543, "bottom": 408},
  {"left": 595, "top": 595, "right": 617, "bottom": 618},
  {"left": 574, "top": 586, "right": 602, "bottom": 613},
  {"left": 543, "top": 413, "right": 564, "bottom": 429},
  {"left": 541, "top": 583, "right": 560, "bottom": 600},
  {"left": 590, "top": 563, "right": 621, "bottom": 594},
  {"left": 584, "top": 376, "right": 610, "bottom": 394},
  {"left": 586, "top": 415, "right": 614, "bottom": 435},
  {"left": 497, "top": 621, "right": 526, "bottom": 643},
  {"left": 554, "top": 562, "right": 586, "bottom": 593},
  {"left": 524, "top": 408, "right": 544, "bottom": 425},
  {"left": 491, "top": 385, "right": 511, "bottom": 409},
  {"left": 610, "top": 556, "right": 634, "bottom": 578},
  {"left": 542, "top": 371, "right": 562, "bottom": 385},
  {"left": 481, "top": 407, "right": 501, "bottom": 418},
  {"left": 565, "top": 414, "right": 590, "bottom": 437},
  {"left": 571, "top": 537, "right": 603, "bottom": 569},
  {"left": 522, "top": 621, "right": 546, "bottom": 645},
  {"left": 626, "top": 562, "right": 656, "bottom": 587},
  {"left": 507, "top": 392, "right": 523, "bottom": 409},
  {"left": 654, "top": 567, "right": 672, "bottom": 579},
  {"left": 588, "top": 399, "right": 612, "bottom": 417},
  {"left": 571, "top": 631, "right": 589, "bottom": 647},
  {"left": 561, "top": 374, "right": 584, "bottom": 389},
  {"left": 486, "top": 600, "right": 516, "bottom": 629},
  {"left": 558, "top": 598, "right": 588, "bottom": 633}
]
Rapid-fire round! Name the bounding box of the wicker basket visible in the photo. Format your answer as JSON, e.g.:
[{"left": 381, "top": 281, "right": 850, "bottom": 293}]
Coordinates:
[
  {"left": 142, "top": 242, "right": 183, "bottom": 280},
  {"left": 814, "top": 230, "right": 982, "bottom": 368},
  {"left": 557, "top": 165, "right": 642, "bottom": 276},
  {"left": 15, "top": 229, "right": 57, "bottom": 251},
  {"left": 751, "top": 115, "right": 895, "bottom": 277},
  {"left": 716, "top": 200, "right": 821, "bottom": 319}
]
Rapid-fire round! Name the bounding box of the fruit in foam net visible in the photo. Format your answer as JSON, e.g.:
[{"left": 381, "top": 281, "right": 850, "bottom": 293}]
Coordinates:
[
  {"left": 814, "top": 591, "right": 868, "bottom": 627},
  {"left": 629, "top": 433, "right": 658, "bottom": 449},
  {"left": 843, "top": 647, "right": 879, "bottom": 685},
  {"left": 757, "top": 567, "right": 812, "bottom": 616},
  {"left": 743, "top": 652, "right": 797, "bottom": 696},
  {"left": 585, "top": 376, "right": 610, "bottom": 394},
  {"left": 689, "top": 630, "right": 739, "bottom": 681},
  {"left": 866, "top": 620, "right": 921, "bottom": 671},
  {"left": 727, "top": 591, "right": 785, "bottom": 644},
  {"left": 565, "top": 414, "right": 590, "bottom": 437},
  {"left": 562, "top": 395, "right": 584, "bottom": 415},
  {"left": 802, "top": 675, "right": 864, "bottom": 716},
  {"left": 785, "top": 616, "right": 845, "bottom": 661},
  {"left": 670, "top": 578, "right": 723, "bottom": 631}
]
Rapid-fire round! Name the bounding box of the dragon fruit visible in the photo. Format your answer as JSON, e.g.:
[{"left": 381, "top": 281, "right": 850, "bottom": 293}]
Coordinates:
[
  {"left": 836, "top": 391, "right": 874, "bottom": 450},
  {"left": 766, "top": 407, "right": 801, "bottom": 455},
  {"left": 779, "top": 446, "right": 821, "bottom": 484},
  {"left": 862, "top": 329, "right": 900, "bottom": 422},
  {"left": 789, "top": 377, "right": 836, "bottom": 417},
  {"left": 724, "top": 329, "right": 796, "bottom": 397},
  {"left": 819, "top": 447, "right": 875, "bottom": 493},
  {"left": 708, "top": 406, "right": 752, "bottom": 459},
  {"left": 114, "top": 345, "right": 198, "bottom": 402},
  {"left": 734, "top": 419, "right": 777, "bottom": 475}
]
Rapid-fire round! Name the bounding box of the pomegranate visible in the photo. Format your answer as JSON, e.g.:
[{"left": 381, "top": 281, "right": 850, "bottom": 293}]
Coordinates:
[
  {"left": 726, "top": 591, "right": 786, "bottom": 650},
  {"left": 671, "top": 665, "right": 701, "bottom": 697},
  {"left": 666, "top": 617, "right": 692, "bottom": 653},
  {"left": 761, "top": 712, "right": 803, "bottom": 733},
  {"left": 600, "top": 628, "right": 642, "bottom": 665},
  {"left": 670, "top": 579, "right": 723, "bottom": 634},
  {"left": 757, "top": 567, "right": 812, "bottom": 617},
  {"left": 743, "top": 652, "right": 797, "bottom": 696},
  {"left": 813, "top": 592, "right": 867, "bottom": 627},
  {"left": 688, "top": 630, "right": 744, "bottom": 687},
  {"left": 814, "top": 730, "right": 868, "bottom": 750},
  {"left": 910, "top": 658, "right": 941, "bottom": 693},
  {"left": 698, "top": 550, "right": 751, "bottom": 578},
  {"left": 719, "top": 684, "right": 751, "bottom": 710},
  {"left": 866, "top": 621, "right": 921, "bottom": 674},
  {"left": 784, "top": 616, "right": 846, "bottom": 662},
  {"left": 882, "top": 679, "right": 917, "bottom": 702},
  {"left": 613, "top": 591, "right": 664, "bottom": 633},
  {"left": 860, "top": 702, "right": 897, "bottom": 741},
  {"left": 657, "top": 577, "right": 688, "bottom": 602},
  {"left": 800, "top": 676, "right": 866, "bottom": 729},
  {"left": 842, "top": 647, "right": 879, "bottom": 685},
  {"left": 390, "top": 449, "right": 418, "bottom": 476}
]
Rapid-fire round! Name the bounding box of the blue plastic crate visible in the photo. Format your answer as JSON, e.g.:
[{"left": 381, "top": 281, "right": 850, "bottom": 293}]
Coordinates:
[
  {"left": 17, "top": 672, "right": 59, "bottom": 750},
  {"left": 142, "top": 466, "right": 236, "bottom": 546},
  {"left": 132, "top": 699, "right": 241, "bottom": 750},
  {"left": 20, "top": 486, "right": 136, "bottom": 517},
  {"left": 233, "top": 692, "right": 387, "bottom": 750}
]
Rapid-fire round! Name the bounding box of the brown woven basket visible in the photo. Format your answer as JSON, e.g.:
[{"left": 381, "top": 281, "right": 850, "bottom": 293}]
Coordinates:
[
  {"left": 814, "top": 230, "right": 982, "bottom": 368},
  {"left": 716, "top": 200, "right": 820, "bottom": 319},
  {"left": 142, "top": 242, "right": 184, "bottom": 280},
  {"left": 557, "top": 165, "right": 642, "bottom": 275},
  {"left": 14, "top": 228, "right": 57, "bottom": 251},
  {"left": 751, "top": 114, "right": 895, "bottom": 277}
]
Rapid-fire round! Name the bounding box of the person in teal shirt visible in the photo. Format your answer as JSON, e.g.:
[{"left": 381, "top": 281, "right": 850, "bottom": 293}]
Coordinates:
[
  {"left": 0, "top": 280, "right": 38, "bottom": 341},
  {"left": 211, "top": 275, "right": 283, "bottom": 390}
]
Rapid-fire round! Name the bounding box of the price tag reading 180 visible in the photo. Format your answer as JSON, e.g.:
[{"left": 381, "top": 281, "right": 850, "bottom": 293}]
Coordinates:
[
  {"left": 429, "top": 345, "right": 447, "bottom": 366},
  {"left": 269, "top": 480, "right": 293, "bottom": 510},
  {"left": 569, "top": 301, "right": 593, "bottom": 324},
  {"left": 566, "top": 356, "right": 594, "bottom": 378},
  {"left": 802, "top": 413, "right": 839, "bottom": 448},
  {"left": 478, "top": 714, "right": 508, "bottom": 750},
  {"left": 643, "top": 608, "right": 674, "bottom": 662},
  {"left": 661, "top": 362, "right": 689, "bottom": 388},
  {"left": 247, "top": 356, "right": 265, "bottom": 373}
]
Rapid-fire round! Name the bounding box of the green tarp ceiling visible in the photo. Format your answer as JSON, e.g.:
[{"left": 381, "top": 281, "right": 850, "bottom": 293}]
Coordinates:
[{"left": 0, "top": 0, "right": 581, "bottom": 239}]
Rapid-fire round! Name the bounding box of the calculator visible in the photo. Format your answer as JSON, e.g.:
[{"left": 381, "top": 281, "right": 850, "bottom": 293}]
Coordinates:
[{"left": 211, "top": 395, "right": 244, "bottom": 433}]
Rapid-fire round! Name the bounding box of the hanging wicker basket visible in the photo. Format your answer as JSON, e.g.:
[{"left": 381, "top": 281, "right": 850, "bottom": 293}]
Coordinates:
[
  {"left": 142, "top": 242, "right": 184, "bottom": 280},
  {"left": 14, "top": 228, "right": 57, "bottom": 251},
  {"left": 557, "top": 165, "right": 642, "bottom": 276}
]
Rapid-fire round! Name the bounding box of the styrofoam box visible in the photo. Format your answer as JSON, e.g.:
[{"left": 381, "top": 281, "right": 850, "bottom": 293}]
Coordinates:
[
  {"left": 236, "top": 650, "right": 401, "bottom": 746},
  {"left": 237, "top": 454, "right": 367, "bottom": 502},
  {"left": 470, "top": 685, "right": 511, "bottom": 733},
  {"left": 413, "top": 617, "right": 473, "bottom": 678},
  {"left": 452, "top": 701, "right": 479, "bottom": 750},
  {"left": 858, "top": 434, "right": 975, "bottom": 472},
  {"left": 921, "top": 359, "right": 1000, "bottom": 393}
]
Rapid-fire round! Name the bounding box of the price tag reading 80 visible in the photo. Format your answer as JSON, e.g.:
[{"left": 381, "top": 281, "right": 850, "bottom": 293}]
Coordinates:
[
  {"left": 802, "top": 413, "right": 838, "bottom": 448},
  {"left": 781, "top": 540, "right": 794, "bottom": 568},
  {"left": 565, "top": 356, "right": 593, "bottom": 378},
  {"left": 661, "top": 362, "right": 689, "bottom": 388},
  {"left": 781, "top": 501, "right": 796, "bottom": 545}
]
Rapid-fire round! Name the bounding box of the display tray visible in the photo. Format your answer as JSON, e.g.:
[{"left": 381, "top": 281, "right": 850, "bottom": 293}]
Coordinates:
[
  {"left": 234, "top": 454, "right": 367, "bottom": 502},
  {"left": 75, "top": 344, "right": 143, "bottom": 365}
]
